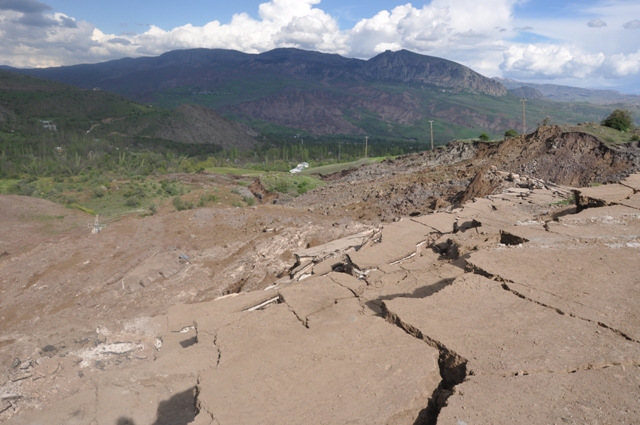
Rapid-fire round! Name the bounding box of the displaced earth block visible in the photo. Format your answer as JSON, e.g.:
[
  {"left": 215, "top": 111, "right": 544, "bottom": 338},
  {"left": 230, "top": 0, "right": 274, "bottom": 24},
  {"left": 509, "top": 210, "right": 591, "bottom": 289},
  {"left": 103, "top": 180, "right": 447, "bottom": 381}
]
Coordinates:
[{"left": 3, "top": 173, "right": 640, "bottom": 424}]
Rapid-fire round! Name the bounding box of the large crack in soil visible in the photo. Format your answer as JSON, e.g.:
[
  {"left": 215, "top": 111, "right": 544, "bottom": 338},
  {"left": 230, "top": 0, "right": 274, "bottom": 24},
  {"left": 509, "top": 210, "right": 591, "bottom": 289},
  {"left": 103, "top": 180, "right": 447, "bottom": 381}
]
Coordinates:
[
  {"left": 381, "top": 302, "right": 468, "bottom": 425},
  {"left": 466, "top": 261, "right": 640, "bottom": 344}
]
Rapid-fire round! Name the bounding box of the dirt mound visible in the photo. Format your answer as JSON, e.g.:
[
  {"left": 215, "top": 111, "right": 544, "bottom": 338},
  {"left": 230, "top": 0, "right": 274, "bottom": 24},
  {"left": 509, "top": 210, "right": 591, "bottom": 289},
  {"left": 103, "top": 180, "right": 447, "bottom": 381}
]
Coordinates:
[{"left": 483, "top": 126, "right": 637, "bottom": 186}]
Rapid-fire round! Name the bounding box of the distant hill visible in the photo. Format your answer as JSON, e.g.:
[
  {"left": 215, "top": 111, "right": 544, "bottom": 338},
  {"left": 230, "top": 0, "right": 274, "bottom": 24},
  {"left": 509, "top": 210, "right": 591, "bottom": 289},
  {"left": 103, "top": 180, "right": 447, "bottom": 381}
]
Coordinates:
[
  {"left": 507, "top": 86, "right": 545, "bottom": 99},
  {"left": 4, "top": 48, "right": 618, "bottom": 140},
  {"left": 494, "top": 77, "right": 640, "bottom": 105},
  {"left": 0, "top": 70, "right": 258, "bottom": 150}
]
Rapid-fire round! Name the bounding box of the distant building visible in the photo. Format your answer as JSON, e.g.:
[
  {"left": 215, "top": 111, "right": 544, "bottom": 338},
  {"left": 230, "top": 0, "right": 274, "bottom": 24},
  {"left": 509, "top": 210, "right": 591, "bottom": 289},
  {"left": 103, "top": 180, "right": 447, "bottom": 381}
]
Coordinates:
[
  {"left": 40, "top": 120, "right": 57, "bottom": 131},
  {"left": 290, "top": 162, "right": 310, "bottom": 174}
]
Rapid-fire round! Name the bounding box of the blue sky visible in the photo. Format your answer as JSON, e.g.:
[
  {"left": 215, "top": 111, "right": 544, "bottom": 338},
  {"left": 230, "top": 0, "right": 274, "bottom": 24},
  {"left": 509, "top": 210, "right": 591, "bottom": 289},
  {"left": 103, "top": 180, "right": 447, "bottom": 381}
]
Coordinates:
[{"left": 1, "top": 0, "right": 640, "bottom": 92}]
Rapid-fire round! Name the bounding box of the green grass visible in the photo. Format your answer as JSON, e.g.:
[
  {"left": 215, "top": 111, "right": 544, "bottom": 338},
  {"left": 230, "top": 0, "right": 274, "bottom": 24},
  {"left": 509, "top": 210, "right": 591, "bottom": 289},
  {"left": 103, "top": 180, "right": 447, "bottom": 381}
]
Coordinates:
[
  {"left": 204, "top": 167, "right": 264, "bottom": 176},
  {"left": 566, "top": 123, "right": 638, "bottom": 146},
  {"left": 260, "top": 172, "right": 325, "bottom": 197},
  {"left": 300, "top": 157, "right": 383, "bottom": 175},
  {"left": 0, "top": 179, "right": 19, "bottom": 194},
  {"left": 551, "top": 196, "right": 575, "bottom": 206},
  {"left": 68, "top": 203, "right": 97, "bottom": 215},
  {"left": 32, "top": 214, "right": 65, "bottom": 221}
]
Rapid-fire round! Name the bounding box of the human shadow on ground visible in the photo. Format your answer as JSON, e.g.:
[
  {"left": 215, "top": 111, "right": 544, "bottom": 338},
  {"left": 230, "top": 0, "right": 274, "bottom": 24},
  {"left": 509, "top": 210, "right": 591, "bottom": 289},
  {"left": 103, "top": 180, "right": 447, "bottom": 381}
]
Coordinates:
[
  {"left": 116, "top": 386, "right": 197, "bottom": 425},
  {"left": 364, "top": 277, "right": 456, "bottom": 316}
]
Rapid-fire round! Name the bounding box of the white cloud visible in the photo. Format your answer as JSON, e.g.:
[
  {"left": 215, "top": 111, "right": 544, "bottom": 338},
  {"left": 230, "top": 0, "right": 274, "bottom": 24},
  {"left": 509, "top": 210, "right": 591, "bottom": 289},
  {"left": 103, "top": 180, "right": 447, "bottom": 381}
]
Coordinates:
[
  {"left": 501, "top": 44, "right": 605, "bottom": 79},
  {"left": 603, "top": 50, "right": 640, "bottom": 77},
  {"left": 0, "top": 0, "right": 639, "bottom": 90},
  {"left": 624, "top": 19, "right": 640, "bottom": 29},
  {"left": 587, "top": 19, "right": 606, "bottom": 28}
]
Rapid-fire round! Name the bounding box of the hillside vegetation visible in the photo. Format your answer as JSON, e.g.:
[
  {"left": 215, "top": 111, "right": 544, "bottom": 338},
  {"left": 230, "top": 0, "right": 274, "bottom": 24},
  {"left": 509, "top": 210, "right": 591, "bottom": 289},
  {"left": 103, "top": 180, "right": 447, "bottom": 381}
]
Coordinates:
[{"left": 8, "top": 48, "right": 620, "bottom": 141}]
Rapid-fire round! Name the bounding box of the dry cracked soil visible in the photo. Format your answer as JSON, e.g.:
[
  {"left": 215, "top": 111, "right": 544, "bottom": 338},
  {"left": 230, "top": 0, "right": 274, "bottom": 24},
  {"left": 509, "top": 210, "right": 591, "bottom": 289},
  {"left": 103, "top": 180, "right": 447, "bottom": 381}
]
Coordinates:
[{"left": 2, "top": 127, "right": 640, "bottom": 425}]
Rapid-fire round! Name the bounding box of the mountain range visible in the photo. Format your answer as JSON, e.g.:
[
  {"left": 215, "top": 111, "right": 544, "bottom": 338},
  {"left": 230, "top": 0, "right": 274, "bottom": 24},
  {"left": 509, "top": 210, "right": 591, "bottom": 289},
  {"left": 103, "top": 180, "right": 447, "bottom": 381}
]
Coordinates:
[{"left": 3, "top": 48, "right": 632, "bottom": 140}]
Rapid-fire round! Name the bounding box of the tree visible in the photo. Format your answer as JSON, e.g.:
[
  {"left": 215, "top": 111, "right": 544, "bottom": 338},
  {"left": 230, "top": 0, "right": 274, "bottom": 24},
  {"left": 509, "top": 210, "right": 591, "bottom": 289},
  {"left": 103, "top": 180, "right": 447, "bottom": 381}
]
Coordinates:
[
  {"left": 504, "top": 129, "right": 518, "bottom": 138},
  {"left": 602, "top": 109, "right": 634, "bottom": 132},
  {"left": 479, "top": 133, "right": 490, "bottom": 141}
]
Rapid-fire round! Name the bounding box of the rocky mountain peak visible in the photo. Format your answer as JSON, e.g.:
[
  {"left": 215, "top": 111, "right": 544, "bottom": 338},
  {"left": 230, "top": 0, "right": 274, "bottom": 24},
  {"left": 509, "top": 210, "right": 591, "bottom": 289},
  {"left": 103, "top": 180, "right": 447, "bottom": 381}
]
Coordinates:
[{"left": 361, "top": 49, "right": 508, "bottom": 96}]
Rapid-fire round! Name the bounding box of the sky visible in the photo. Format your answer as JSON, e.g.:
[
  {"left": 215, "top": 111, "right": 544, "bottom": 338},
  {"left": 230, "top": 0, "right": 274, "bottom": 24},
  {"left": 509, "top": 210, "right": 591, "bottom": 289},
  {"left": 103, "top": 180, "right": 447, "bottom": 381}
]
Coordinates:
[{"left": 1, "top": 0, "right": 640, "bottom": 93}]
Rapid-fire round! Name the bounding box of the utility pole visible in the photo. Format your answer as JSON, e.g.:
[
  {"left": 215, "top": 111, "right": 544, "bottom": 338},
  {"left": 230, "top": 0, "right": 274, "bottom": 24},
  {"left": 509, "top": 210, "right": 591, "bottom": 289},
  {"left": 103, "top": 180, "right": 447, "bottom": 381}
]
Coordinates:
[
  {"left": 520, "top": 98, "right": 527, "bottom": 134},
  {"left": 365, "top": 136, "right": 369, "bottom": 158},
  {"left": 338, "top": 141, "right": 341, "bottom": 161},
  {"left": 88, "top": 215, "right": 106, "bottom": 234},
  {"left": 428, "top": 120, "right": 434, "bottom": 151}
]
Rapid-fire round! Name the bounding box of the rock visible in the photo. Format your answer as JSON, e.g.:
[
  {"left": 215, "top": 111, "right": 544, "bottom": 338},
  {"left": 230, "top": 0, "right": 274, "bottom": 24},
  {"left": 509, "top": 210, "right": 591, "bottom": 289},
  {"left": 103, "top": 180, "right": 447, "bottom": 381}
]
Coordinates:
[
  {"left": 9, "top": 371, "right": 32, "bottom": 382},
  {"left": 40, "top": 345, "right": 57, "bottom": 357}
]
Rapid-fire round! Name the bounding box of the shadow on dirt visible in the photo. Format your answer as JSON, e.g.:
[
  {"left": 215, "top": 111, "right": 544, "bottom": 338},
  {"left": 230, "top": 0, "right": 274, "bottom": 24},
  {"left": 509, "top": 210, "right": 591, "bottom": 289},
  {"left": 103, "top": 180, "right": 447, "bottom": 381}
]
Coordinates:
[
  {"left": 364, "top": 277, "right": 456, "bottom": 315},
  {"left": 116, "top": 386, "right": 197, "bottom": 425}
]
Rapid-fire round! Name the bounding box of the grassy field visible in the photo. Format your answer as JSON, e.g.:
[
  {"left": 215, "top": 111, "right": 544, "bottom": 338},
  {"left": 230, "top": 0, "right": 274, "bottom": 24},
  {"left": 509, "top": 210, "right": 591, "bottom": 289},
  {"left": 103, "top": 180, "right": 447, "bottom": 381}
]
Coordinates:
[
  {"left": 204, "top": 167, "right": 264, "bottom": 176},
  {"left": 564, "top": 123, "right": 639, "bottom": 146},
  {"left": 300, "top": 157, "right": 385, "bottom": 175}
]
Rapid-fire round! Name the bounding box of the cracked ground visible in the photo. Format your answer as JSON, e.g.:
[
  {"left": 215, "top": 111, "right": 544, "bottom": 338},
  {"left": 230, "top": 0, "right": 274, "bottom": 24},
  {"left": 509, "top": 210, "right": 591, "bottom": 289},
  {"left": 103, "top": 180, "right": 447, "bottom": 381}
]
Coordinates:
[{"left": 3, "top": 171, "right": 640, "bottom": 424}]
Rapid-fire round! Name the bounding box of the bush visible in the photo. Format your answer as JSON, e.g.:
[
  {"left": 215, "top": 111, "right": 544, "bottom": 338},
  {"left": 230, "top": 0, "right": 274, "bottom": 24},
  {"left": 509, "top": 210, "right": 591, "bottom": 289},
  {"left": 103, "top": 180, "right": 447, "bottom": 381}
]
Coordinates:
[
  {"left": 479, "top": 133, "right": 490, "bottom": 141},
  {"left": 172, "top": 196, "right": 185, "bottom": 211},
  {"left": 602, "top": 109, "right": 634, "bottom": 132},
  {"left": 125, "top": 196, "right": 140, "bottom": 207},
  {"left": 242, "top": 195, "right": 256, "bottom": 206},
  {"left": 198, "top": 194, "right": 218, "bottom": 207},
  {"left": 631, "top": 134, "right": 640, "bottom": 142},
  {"left": 504, "top": 129, "right": 518, "bottom": 138},
  {"left": 172, "top": 196, "right": 194, "bottom": 211}
]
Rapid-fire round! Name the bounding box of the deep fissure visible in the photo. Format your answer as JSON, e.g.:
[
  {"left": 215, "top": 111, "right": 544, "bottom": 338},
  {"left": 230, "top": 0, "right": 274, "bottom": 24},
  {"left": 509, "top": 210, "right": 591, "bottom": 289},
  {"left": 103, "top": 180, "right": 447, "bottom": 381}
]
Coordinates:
[{"left": 381, "top": 303, "right": 468, "bottom": 425}]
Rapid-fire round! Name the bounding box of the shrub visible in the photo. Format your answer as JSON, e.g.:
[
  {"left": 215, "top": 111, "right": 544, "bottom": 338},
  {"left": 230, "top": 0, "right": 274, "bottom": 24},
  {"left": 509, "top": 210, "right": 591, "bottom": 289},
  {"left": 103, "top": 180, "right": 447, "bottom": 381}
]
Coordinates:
[
  {"left": 172, "top": 196, "right": 185, "bottom": 211},
  {"left": 172, "top": 196, "right": 193, "bottom": 211},
  {"left": 504, "top": 129, "right": 518, "bottom": 138},
  {"left": 538, "top": 116, "right": 551, "bottom": 127},
  {"left": 242, "top": 195, "right": 256, "bottom": 206},
  {"left": 125, "top": 196, "right": 140, "bottom": 207},
  {"left": 602, "top": 109, "right": 634, "bottom": 132},
  {"left": 479, "top": 133, "right": 490, "bottom": 141},
  {"left": 198, "top": 193, "right": 218, "bottom": 207},
  {"left": 297, "top": 180, "right": 310, "bottom": 195},
  {"left": 631, "top": 134, "right": 640, "bottom": 142}
]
